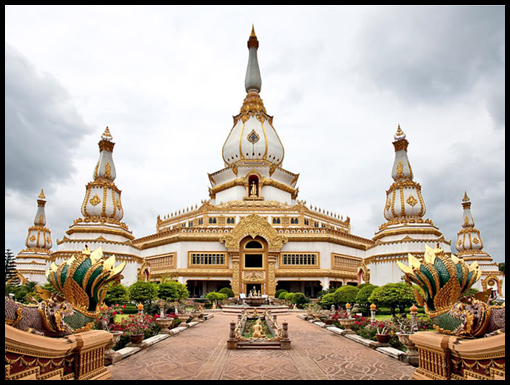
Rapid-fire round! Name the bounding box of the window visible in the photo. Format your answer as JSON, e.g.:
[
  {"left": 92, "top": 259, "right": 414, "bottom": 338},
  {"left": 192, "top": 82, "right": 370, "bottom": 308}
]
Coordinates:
[
  {"left": 198, "top": 218, "right": 203, "bottom": 225},
  {"left": 272, "top": 217, "right": 281, "bottom": 224},
  {"left": 314, "top": 222, "right": 319, "bottom": 228},
  {"left": 244, "top": 254, "right": 263, "bottom": 268},
  {"left": 332, "top": 254, "right": 361, "bottom": 272},
  {"left": 291, "top": 218, "right": 299, "bottom": 225},
  {"left": 190, "top": 252, "right": 226, "bottom": 266},
  {"left": 209, "top": 217, "right": 217, "bottom": 224},
  {"left": 304, "top": 218, "right": 309, "bottom": 226},
  {"left": 281, "top": 253, "right": 318, "bottom": 266},
  {"left": 245, "top": 240, "right": 263, "bottom": 249},
  {"left": 227, "top": 217, "right": 235, "bottom": 224},
  {"left": 188, "top": 221, "right": 193, "bottom": 227}
]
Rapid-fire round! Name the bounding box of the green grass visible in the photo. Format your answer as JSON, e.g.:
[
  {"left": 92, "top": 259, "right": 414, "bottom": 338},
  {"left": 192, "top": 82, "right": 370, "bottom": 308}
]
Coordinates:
[
  {"left": 374, "top": 315, "right": 393, "bottom": 320},
  {"left": 114, "top": 314, "right": 129, "bottom": 323}
]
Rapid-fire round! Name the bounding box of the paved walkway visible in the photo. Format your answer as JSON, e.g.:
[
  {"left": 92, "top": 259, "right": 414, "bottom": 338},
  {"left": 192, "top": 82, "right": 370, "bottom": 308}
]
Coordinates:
[{"left": 108, "top": 313, "right": 415, "bottom": 380}]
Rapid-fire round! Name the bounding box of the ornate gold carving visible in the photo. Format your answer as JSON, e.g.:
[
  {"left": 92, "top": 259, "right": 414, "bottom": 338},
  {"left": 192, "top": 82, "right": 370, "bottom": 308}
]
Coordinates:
[
  {"left": 243, "top": 271, "right": 265, "bottom": 282},
  {"left": 89, "top": 195, "right": 101, "bottom": 206},
  {"left": 30, "top": 235, "right": 36, "bottom": 242},
  {"left": 104, "top": 163, "right": 111, "bottom": 179},
  {"left": 247, "top": 129, "right": 260, "bottom": 144},
  {"left": 220, "top": 214, "right": 288, "bottom": 251},
  {"left": 472, "top": 238, "right": 479, "bottom": 244},
  {"left": 407, "top": 195, "right": 418, "bottom": 207},
  {"left": 396, "top": 161, "right": 404, "bottom": 178}
]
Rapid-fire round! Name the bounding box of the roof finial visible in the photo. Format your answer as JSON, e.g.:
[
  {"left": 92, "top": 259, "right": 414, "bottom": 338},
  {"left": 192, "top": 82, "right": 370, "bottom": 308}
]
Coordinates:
[
  {"left": 38, "top": 189, "right": 46, "bottom": 200},
  {"left": 462, "top": 191, "right": 470, "bottom": 202},
  {"left": 394, "top": 124, "right": 406, "bottom": 140},
  {"left": 245, "top": 25, "right": 262, "bottom": 93},
  {"left": 102, "top": 126, "right": 113, "bottom": 141}
]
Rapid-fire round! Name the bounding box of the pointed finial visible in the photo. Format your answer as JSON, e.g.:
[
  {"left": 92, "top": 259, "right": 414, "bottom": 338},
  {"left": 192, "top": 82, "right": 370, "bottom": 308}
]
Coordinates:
[
  {"left": 250, "top": 24, "right": 256, "bottom": 38},
  {"left": 102, "top": 126, "right": 113, "bottom": 140},
  {"left": 462, "top": 191, "right": 470, "bottom": 202},
  {"left": 394, "top": 124, "right": 406, "bottom": 140},
  {"left": 38, "top": 189, "right": 46, "bottom": 200}
]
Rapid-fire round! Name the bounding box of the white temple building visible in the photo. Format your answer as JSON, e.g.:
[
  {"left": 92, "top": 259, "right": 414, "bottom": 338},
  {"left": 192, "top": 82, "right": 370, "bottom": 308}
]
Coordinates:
[{"left": 15, "top": 27, "right": 504, "bottom": 298}]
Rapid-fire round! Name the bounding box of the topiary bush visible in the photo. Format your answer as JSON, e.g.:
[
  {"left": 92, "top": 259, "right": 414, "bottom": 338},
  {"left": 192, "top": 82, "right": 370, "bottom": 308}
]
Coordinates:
[
  {"left": 157, "top": 281, "right": 189, "bottom": 301},
  {"left": 334, "top": 285, "right": 360, "bottom": 307},
  {"left": 278, "top": 291, "right": 289, "bottom": 299},
  {"left": 319, "top": 293, "right": 336, "bottom": 309},
  {"left": 275, "top": 289, "right": 288, "bottom": 299},
  {"left": 218, "top": 287, "right": 235, "bottom": 298}
]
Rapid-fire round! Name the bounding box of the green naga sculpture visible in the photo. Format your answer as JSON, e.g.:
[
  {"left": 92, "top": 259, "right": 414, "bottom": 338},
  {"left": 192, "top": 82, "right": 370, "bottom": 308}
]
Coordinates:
[
  {"left": 5, "top": 247, "right": 125, "bottom": 337},
  {"left": 397, "top": 245, "right": 505, "bottom": 338}
]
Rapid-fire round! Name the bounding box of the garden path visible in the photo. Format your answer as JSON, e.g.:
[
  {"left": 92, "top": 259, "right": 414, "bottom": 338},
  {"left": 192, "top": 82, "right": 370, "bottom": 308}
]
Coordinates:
[{"left": 108, "top": 312, "right": 415, "bottom": 380}]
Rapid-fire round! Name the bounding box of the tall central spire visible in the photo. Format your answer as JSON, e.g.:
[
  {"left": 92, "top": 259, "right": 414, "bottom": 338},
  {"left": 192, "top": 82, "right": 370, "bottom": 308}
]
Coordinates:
[{"left": 245, "top": 24, "right": 262, "bottom": 93}]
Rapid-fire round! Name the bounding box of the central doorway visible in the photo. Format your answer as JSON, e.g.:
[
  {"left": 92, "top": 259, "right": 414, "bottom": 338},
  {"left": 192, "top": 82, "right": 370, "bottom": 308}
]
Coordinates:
[{"left": 241, "top": 236, "right": 268, "bottom": 295}]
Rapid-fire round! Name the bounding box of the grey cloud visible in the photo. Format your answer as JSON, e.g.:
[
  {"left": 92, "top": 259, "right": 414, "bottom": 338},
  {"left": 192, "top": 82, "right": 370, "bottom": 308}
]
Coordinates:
[
  {"left": 5, "top": 42, "right": 92, "bottom": 197},
  {"left": 353, "top": 6, "right": 505, "bottom": 125}
]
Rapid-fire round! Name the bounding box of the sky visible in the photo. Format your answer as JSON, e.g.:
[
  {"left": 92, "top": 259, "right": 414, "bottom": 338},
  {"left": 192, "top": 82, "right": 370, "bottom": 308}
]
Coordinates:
[{"left": 5, "top": 5, "right": 505, "bottom": 263}]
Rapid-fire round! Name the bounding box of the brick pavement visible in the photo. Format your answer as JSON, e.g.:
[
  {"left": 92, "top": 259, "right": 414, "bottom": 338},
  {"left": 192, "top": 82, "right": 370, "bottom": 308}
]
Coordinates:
[{"left": 108, "top": 313, "right": 415, "bottom": 380}]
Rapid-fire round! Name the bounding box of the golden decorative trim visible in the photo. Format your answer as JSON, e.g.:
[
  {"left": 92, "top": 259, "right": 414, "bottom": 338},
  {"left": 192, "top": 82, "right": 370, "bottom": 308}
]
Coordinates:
[
  {"left": 89, "top": 194, "right": 101, "bottom": 206},
  {"left": 407, "top": 195, "right": 418, "bottom": 207}
]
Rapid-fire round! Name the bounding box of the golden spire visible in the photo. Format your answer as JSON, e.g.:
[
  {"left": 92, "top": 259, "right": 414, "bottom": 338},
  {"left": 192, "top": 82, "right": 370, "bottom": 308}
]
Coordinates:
[
  {"left": 102, "top": 126, "right": 112, "bottom": 140},
  {"left": 394, "top": 124, "right": 406, "bottom": 140},
  {"left": 247, "top": 24, "right": 259, "bottom": 50},
  {"left": 250, "top": 24, "right": 257, "bottom": 38},
  {"left": 38, "top": 189, "right": 46, "bottom": 200},
  {"left": 462, "top": 191, "right": 470, "bottom": 202}
]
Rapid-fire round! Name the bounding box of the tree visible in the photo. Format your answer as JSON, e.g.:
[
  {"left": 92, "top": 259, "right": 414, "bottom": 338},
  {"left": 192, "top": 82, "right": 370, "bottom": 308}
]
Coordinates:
[
  {"left": 104, "top": 282, "right": 129, "bottom": 305},
  {"left": 355, "top": 284, "right": 378, "bottom": 311},
  {"left": 128, "top": 281, "right": 158, "bottom": 309},
  {"left": 333, "top": 285, "right": 360, "bottom": 306},
  {"left": 368, "top": 282, "right": 415, "bottom": 316},
  {"left": 5, "top": 249, "right": 17, "bottom": 285},
  {"left": 319, "top": 293, "right": 336, "bottom": 309},
  {"left": 499, "top": 262, "right": 505, "bottom": 275},
  {"left": 157, "top": 281, "right": 189, "bottom": 301},
  {"left": 218, "top": 287, "right": 235, "bottom": 298},
  {"left": 290, "top": 292, "right": 308, "bottom": 306}
]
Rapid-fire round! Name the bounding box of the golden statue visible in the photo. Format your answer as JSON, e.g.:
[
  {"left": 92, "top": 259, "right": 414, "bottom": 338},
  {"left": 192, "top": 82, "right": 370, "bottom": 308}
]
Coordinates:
[
  {"left": 250, "top": 181, "right": 257, "bottom": 197},
  {"left": 252, "top": 318, "right": 264, "bottom": 338}
]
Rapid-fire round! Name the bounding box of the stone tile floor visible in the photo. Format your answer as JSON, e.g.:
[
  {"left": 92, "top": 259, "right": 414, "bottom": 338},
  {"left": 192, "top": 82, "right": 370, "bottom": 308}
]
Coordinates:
[{"left": 108, "top": 313, "right": 415, "bottom": 380}]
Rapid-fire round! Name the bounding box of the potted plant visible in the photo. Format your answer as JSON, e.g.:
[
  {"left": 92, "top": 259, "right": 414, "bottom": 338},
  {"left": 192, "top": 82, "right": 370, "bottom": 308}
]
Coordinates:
[
  {"left": 376, "top": 325, "right": 390, "bottom": 344},
  {"left": 120, "top": 314, "right": 151, "bottom": 345}
]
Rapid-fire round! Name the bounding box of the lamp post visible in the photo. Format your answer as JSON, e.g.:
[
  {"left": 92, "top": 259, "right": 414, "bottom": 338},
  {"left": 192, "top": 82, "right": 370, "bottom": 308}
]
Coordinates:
[{"left": 370, "top": 303, "right": 377, "bottom": 325}]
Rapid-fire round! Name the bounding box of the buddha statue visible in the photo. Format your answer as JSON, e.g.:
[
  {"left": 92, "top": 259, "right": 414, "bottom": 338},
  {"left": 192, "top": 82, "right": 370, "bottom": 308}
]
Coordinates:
[{"left": 252, "top": 318, "right": 264, "bottom": 338}]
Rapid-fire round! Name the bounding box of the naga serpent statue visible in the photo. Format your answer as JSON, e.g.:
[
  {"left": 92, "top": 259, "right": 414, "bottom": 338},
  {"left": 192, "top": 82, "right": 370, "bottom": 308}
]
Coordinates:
[
  {"left": 397, "top": 245, "right": 504, "bottom": 338},
  {"left": 5, "top": 247, "right": 126, "bottom": 337}
]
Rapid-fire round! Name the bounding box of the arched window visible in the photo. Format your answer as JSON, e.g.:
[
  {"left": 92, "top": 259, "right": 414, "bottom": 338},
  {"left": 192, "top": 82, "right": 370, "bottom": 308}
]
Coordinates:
[{"left": 245, "top": 240, "right": 263, "bottom": 249}]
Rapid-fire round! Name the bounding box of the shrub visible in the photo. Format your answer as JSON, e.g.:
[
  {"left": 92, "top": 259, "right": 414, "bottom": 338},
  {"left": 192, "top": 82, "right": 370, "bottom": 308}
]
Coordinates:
[
  {"left": 128, "top": 281, "right": 158, "bottom": 309},
  {"left": 334, "top": 285, "right": 360, "bottom": 306},
  {"left": 355, "top": 284, "right": 378, "bottom": 312},
  {"left": 104, "top": 282, "right": 129, "bottom": 305},
  {"left": 291, "top": 292, "right": 308, "bottom": 306},
  {"left": 218, "top": 287, "right": 235, "bottom": 298},
  {"left": 278, "top": 291, "right": 289, "bottom": 299},
  {"left": 157, "top": 281, "right": 189, "bottom": 301},
  {"left": 284, "top": 292, "right": 296, "bottom": 302},
  {"left": 275, "top": 289, "right": 288, "bottom": 299},
  {"left": 368, "top": 282, "right": 415, "bottom": 316},
  {"left": 206, "top": 292, "right": 228, "bottom": 302},
  {"left": 319, "top": 293, "right": 336, "bottom": 309}
]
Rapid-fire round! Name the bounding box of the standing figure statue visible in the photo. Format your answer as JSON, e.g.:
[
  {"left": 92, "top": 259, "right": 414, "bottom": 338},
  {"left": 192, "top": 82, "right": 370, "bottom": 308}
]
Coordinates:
[{"left": 250, "top": 181, "right": 258, "bottom": 197}]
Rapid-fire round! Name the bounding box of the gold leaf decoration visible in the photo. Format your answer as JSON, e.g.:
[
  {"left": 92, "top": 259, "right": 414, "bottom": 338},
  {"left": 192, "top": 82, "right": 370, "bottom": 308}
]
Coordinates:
[
  {"left": 89, "top": 194, "right": 101, "bottom": 206},
  {"left": 406, "top": 195, "right": 418, "bottom": 207}
]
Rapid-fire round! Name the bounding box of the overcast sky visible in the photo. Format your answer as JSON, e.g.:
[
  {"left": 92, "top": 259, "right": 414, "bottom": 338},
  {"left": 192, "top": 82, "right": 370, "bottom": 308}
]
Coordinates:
[{"left": 5, "top": 5, "right": 505, "bottom": 263}]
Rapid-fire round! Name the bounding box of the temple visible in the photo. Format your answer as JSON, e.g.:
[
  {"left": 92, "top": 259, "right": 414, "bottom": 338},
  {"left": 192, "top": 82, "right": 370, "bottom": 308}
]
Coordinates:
[{"left": 15, "top": 27, "right": 505, "bottom": 298}]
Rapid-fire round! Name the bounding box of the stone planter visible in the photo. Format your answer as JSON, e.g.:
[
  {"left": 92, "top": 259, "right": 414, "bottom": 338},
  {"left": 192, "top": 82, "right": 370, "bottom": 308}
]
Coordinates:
[
  {"left": 396, "top": 333, "right": 419, "bottom": 366},
  {"left": 104, "top": 331, "right": 123, "bottom": 365},
  {"left": 129, "top": 333, "right": 145, "bottom": 345},
  {"left": 376, "top": 334, "right": 390, "bottom": 344},
  {"left": 178, "top": 314, "right": 191, "bottom": 324},
  {"left": 339, "top": 318, "right": 355, "bottom": 334},
  {"left": 155, "top": 317, "right": 174, "bottom": 334}
]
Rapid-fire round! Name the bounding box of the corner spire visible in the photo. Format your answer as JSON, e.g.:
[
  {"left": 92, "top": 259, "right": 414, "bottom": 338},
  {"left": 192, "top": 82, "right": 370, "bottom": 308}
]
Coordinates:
[{"left": 245, "top": 25, "right": 262, "bottom": 93}]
